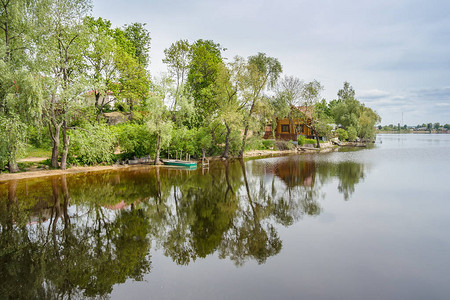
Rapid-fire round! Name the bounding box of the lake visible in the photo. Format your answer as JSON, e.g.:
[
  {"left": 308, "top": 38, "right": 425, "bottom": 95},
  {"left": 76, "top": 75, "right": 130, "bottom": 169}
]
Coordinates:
[{"left": 1, "top": 134, "right": 449, "bottom": 299}]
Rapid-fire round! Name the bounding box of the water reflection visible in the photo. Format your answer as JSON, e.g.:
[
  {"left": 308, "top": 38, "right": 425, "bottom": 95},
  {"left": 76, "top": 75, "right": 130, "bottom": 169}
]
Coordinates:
[{"left": 0, "top": 156, "right": 367, "bottom": 298}]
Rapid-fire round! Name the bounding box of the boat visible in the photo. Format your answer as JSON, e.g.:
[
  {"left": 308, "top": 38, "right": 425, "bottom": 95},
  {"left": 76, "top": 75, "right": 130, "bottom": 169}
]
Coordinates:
[{"left": 161, "top": 159, "right": 198, "bottom": 168}]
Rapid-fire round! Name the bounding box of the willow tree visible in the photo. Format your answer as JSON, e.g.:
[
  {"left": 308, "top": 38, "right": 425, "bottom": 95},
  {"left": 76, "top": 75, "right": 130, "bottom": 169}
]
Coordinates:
[{"left": 0, "top": 0, "right": 43, "bottom": 172}]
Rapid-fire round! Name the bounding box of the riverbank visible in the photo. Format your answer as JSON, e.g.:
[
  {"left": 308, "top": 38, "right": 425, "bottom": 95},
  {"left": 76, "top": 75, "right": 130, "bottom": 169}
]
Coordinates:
[{"left": 0, "top": 141, "right": 351, "bottom": 182}]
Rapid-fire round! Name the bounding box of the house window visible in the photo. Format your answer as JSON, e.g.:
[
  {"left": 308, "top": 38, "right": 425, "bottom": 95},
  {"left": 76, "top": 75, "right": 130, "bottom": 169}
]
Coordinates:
[{"left": 281, "top": 125, "right": 290, "bottom": 133}]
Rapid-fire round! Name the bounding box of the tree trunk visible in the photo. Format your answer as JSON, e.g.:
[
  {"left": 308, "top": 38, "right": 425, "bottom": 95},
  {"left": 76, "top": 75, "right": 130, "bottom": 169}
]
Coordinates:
[
  {"left": 239, "top": 123, "right": 250, "bottom": 158},
  {"left": 7, "top": 157, "right": 19, "bottom": 173},
  {"left": 50, "top": 122, "right": 62, "bottom": 169},
  {"left": 60, "top": 123, "right": 70, "bottom": 170},
  {"left": 314, "top": 129, "right": 321, "bottom": 148},
  {"left": 129, "top": 98, "right": 134, "bottom": 120},
  {"left": 154, "top": 133, "right": 161, "bottom": 165},
  {"left": 222, "top": 124, "right": 231, "bottom": 158}
]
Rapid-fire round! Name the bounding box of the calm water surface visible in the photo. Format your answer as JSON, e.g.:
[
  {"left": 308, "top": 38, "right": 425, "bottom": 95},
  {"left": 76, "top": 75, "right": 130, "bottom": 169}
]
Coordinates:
[{"left": 1, "top": 134, "right": 449, "bottom": 299}]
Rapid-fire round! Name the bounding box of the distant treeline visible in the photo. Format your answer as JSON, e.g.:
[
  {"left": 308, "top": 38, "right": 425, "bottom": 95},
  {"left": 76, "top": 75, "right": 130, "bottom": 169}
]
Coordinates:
[{"left": 378, "top": 123, "right": 450, "bottom": 132}]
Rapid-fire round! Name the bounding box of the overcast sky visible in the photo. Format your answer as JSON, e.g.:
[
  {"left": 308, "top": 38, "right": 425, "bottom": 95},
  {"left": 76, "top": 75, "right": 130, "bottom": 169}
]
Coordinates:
[{"left": 92, "top": 0, "right": 450, "bottom": 125}]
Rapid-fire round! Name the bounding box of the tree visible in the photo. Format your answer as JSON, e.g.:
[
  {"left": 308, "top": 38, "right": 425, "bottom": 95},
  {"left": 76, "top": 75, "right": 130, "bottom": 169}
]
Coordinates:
[
  {"left": 114, "top": 45, "right": 150, "bottom": 117},
  {"left": 299, "top": 80, "right": 325, "bottom": 147},
  {"left": 331, "top": 82, "right": 361, "bottom": 131},
  {"left": 187, "top": 39, "right": 225, "bottom": 126},
  {"left": 358, "top": 105, "right": 380, "bottom": 140},
  {"left": 273, "top": 75, "right": 303, "bottom": 137},
  {"left": 434, "top": 122, "right": 440, "bottom": 130},
  {"left": 123, "top": 22, "right": 151, "bottom": 67},
  {"left": 213, "top": 59, "right": 244, "bottom": 158},
  {"left": 38, "top": 0, "right": 92, "bottom": 169},
  {"left": 146, "top": 78, "right": 173, "bottom": 164},
  {"left": 163, "top": 39, "right": 191, "bottom": 112},
  {"left": 0, "top": 0, "right": 43, "bottom": 172},
  {"left": 238, "top": 53, "right": 282, "bottom": 157},
  {"left": 83, "top": 16, "right": 119, "bottom": 121},
  {"left": 331, "top": 81, "right": 380, "bottom": 141}
]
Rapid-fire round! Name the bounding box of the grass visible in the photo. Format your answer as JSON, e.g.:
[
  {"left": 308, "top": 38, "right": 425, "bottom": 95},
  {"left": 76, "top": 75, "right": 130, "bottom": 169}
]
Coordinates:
[{"left": 20, "top": 146, "right": 52, "bottom": 159}]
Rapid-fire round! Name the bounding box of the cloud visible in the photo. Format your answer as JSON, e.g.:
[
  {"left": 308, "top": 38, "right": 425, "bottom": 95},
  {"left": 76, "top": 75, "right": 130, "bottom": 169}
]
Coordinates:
[{"left": 358, "top": 89, "right": 391, "bottom": 100}]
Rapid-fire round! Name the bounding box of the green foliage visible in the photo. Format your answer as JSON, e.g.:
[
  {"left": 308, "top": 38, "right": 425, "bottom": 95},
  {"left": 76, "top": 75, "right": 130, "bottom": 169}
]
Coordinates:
[
  {"left": 0, "top": 115, "right": 27, "bottom": 169},
  {"left": 187, "top": 39, "right": 225, "bottom": 125},
  {"left": 297, "top": 135, "right": 317, "bottom": 146},
  {"left": 347, "top": 126, "right": 357, "bottom": 141},
  {"left": 330, "top": 82, "right": 380, "bottom": 140},
  {"left": 68, "top": 123, "right": 117, "bottom": 165},
  {"left": 297, "top": 135, "right": 306, "bottom": 146},
  {"left": 123, "top": 22, "right": 151, "bottom": 67},
  {"left": 262, "top": 139, "right": 275, "bottom": 149},
  {"left": 115, "top": 123, "right": 154, "bottom": 159},
  {"left": 244, "top": 136, "right": 265, "bottom": 151},
  {"left": 275, "top": 140, "right": 296, "bottom": 150},
  {"left": 336, "top": 128, "right": 348, "bottom": 141}
]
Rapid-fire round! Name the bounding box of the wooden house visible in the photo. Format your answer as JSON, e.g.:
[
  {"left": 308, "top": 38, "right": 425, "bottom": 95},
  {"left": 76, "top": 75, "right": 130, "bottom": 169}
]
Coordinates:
[{"left": 264, "top": 106, "right": 314, "bottom": 140}]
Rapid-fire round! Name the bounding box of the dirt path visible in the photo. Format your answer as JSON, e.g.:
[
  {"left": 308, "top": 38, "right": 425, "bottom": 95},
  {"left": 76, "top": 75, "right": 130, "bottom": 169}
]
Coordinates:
[{"left": 17, "top": 157, "right": 48, "bottom": 163}]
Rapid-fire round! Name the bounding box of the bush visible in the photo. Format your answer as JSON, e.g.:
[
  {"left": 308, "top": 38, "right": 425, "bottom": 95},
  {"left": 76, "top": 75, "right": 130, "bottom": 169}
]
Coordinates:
[
  {"left": 298, "top": 135, "right": 306, "bottom": 146},
  {"left": 298, "top": 135, "right": 316, "bottom": 146},
  {"left": 244, "top": 136, "right": 265, "bottom": 151},
  {"left": 68, "top": 124, "right": 117, "bottom": 165},
  {"left": 262, "top": 139, "right": 275, "bottom": 150},
  {"left": 115, "top": 123, "right": 155, "bottom": 159},
  {"left": 336, "top": 128, "right": 348, "bottom": 141},
  {"left": 348, "top": 126, "right": 357, "bottom": 141},
  {"left": 275, "top": 140, "right": 296, "bottom": 150}
]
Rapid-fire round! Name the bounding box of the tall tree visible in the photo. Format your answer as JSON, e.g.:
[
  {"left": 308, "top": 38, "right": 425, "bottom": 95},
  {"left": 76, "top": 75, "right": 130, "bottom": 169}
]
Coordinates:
[
  {"left": 114, "top": 26, "right": 150, "bottom": 118},
  {"left": 146, "top": 77, "right": 173, "bottom": 165},
  {"left": 187, "top": 39, "right": 224, "bottom": 127},
  {"left": 123, "top": 22, "right": 150, "bottom": 67},
  {"left": 299, "top": 80, "right": 325, "bottom": 148},
  {"left": 273, "top": 75, "right": 304, "bottom": 138},
  {"left": 38, "top": 0, "right": 92, "bottom": 169},
  {"left": 83, "top": 16, "right": 118, "bottom": 121},
  {"left": 0, "top": 0, "right": 42, "bottom": 172},
  {"left": 163, "top": 39, "right": 191, "bottom": 112},
  {"left": 238, "top": 53, "right": 282, "bottom": 157}
]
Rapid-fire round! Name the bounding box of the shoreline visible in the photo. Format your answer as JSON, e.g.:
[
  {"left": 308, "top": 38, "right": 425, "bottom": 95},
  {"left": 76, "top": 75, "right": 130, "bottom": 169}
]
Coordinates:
[{"left": 0, "top": 142, "right": 344, "bottom": 182}]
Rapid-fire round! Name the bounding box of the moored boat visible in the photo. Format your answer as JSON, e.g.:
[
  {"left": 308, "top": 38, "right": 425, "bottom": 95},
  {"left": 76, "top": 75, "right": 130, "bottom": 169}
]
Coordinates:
[{"left": 161, "top": 160, "right": 197, "bottom": 168}]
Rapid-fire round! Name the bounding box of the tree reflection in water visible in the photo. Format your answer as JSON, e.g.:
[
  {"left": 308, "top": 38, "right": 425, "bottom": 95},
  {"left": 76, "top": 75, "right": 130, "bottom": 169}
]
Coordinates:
[{"left": 0, "top": 156, "right": 366, "bottom": 298}]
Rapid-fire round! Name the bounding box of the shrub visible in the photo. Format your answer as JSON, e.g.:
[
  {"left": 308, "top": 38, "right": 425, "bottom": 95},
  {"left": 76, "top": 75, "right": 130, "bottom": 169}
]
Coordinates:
[
  {"left": 115, "top": 123, "right": 155, "bottom": 159},
  {"left": 298, "top": 135, "right": 316, "bottom": 146},
  {"left": 244, "top": 136, "right": 265, "bottom": 151},
  {"left": 275, "top": 140, "right": 296, "bottom": 150},
  {"left": 348, "top": 126, "right": 357, "bottom": 141},
  {"left": 68, "top": 124, "right": 117, "bottom": 165},
  {"left": 336, "top": 128, "right": 348, "bottom": 141},
  {"left": 298, "top": 135, "right": 306, "bottom": 146},
  {"left": 262, "top": 139, "right": 275, "bottom": 150}
]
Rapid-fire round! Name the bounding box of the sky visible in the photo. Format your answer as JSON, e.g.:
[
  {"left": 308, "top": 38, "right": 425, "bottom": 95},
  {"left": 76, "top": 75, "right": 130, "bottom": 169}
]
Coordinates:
[{"left": 92, "top": 0, "right": 450, "bottom": 125}]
